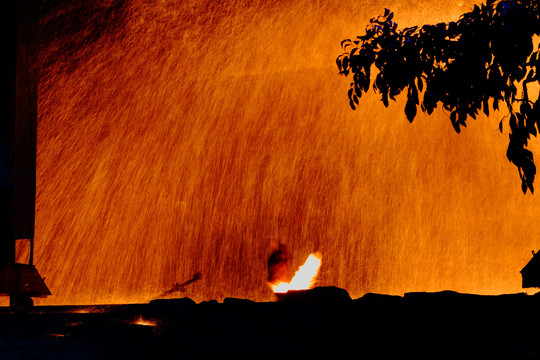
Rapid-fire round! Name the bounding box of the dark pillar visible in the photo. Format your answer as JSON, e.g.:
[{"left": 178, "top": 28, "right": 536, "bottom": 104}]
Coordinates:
[{"left": 0, "top": 0, "right": 39, "bottom": 268}]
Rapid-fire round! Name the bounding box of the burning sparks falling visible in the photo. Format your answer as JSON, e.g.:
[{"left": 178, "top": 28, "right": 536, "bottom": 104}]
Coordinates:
[
  {"left": 30, "top": 0, "right": 540, "bottom": 306},
  {"left": 270, "top": 253, "right": 322, "bottom": 294}
]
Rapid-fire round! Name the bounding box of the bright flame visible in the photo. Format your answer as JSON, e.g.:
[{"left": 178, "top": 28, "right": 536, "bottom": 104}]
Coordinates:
[
  {"left": 270, "top": 253, "right": 322, "bottom": 293},
  {"left": 131, "top": 315, "right": 158, "bottom": 327}
]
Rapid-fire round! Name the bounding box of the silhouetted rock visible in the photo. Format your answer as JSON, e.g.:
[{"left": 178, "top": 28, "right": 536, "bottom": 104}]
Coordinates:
[
  {"left": 147, "top": 297, "right": 196, "bottom": 317},
  {"left": 275, "top": 286, "right": 351, "bottom": 304},
  {"left": 223, "top": 297, "right": 255, "bottom": 305},
  {"left": 148, "top": 297, "right": 196, "bottom": 307},
  {"left": 355, "top": 292, "right": 403, "bottom": 306},
  {"left": 1, "top": 290, "right": 539, "bottom": 359}
]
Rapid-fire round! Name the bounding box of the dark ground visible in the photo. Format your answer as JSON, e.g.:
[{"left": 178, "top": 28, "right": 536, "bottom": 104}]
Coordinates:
[{"left": 0, "top": 287, "right": 538, "bottom": 359}]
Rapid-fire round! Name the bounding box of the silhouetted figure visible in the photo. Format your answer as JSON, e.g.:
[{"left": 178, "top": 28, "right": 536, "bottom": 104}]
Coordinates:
[{"left": 267, "top": 242, "right": 290, "bottom": 284}]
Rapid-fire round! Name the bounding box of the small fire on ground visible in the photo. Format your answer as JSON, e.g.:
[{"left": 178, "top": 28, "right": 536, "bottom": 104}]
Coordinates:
[
  {"left": 268, "top": 250, "right": 322, "bottom": 294},
  {"left": 131, "top": 315, "right": 159, "bottom": 327}
]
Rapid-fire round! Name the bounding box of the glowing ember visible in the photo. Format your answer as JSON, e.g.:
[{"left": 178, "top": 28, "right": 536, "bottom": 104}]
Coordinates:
[
  {"left": 270, "top": 253, "right": 322, "bottom": 293},
  {"left": 69, "top": 306, "right": 109, "bottom": 314},
  {"left": 131, "top": 315, "right": 158, "bottom": 327}
]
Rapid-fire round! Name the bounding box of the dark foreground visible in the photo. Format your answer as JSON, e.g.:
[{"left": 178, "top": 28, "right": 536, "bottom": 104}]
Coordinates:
[{"left": 0, "top": 287, "right": 539, "bottom": 359}]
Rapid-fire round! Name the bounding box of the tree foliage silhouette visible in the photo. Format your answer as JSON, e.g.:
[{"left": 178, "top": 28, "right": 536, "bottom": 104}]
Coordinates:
[{"left": 337, "top": 0, "right": 540, "bottom": 193}]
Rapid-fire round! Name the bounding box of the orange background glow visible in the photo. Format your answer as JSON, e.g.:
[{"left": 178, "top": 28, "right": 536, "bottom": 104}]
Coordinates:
[{"left": 25, "top": 0, "right": 540, "bottom": 305}]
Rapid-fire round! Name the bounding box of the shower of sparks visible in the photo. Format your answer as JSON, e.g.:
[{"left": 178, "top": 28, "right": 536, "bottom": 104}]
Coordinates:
[{"left": 29, "top": 0, "right": 540, "bottom": 306}]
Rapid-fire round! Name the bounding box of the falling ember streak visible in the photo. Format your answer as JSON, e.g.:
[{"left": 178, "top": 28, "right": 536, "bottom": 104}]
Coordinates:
[{"left": 270, "top": 253, "right": 322, "bottom": 294}]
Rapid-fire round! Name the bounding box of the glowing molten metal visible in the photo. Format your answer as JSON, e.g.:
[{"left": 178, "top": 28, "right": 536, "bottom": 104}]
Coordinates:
[{"left": 270, "top": 253, "right": 322, "bottom": 293}]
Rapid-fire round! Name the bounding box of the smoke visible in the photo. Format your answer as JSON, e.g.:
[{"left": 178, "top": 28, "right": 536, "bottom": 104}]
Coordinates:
[{"left": 267, "top": 242, "right": 290, "bottom": 285}]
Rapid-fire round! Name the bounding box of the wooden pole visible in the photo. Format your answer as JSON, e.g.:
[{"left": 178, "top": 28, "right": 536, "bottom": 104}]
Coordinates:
[{"left": 0, "top": 0, "right": 39, "bottom": 268}]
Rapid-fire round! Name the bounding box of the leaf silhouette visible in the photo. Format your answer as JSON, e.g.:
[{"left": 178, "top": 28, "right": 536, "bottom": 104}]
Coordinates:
[{"left": 337, "top": 1, "right": 540, "bottom": 193}]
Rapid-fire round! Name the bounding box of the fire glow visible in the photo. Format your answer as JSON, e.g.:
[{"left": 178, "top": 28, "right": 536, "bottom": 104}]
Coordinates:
[
  {"left": 131, "top": 315, "right": 159, "bottom": 327},
  {"left": 270, "top": 253, "right": 322, "bottom": 294},
  {"left": 31, "top": 0, "right": 535, "bottom": 306}
]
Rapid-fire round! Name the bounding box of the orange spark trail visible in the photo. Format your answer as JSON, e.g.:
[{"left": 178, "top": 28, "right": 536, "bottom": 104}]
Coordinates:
[{"left": 28, "top": 0, "right": 540, "bottom": 306}]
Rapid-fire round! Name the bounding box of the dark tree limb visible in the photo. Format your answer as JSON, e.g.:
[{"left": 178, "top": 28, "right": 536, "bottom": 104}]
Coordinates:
[{"left": 338, "top": 0, "right": 540, "bottom": 193}]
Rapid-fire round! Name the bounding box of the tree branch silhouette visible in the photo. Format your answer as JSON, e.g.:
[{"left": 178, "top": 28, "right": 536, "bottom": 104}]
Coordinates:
[{"left": 337, "top": 0, "right": 540, "bottom": 193}]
